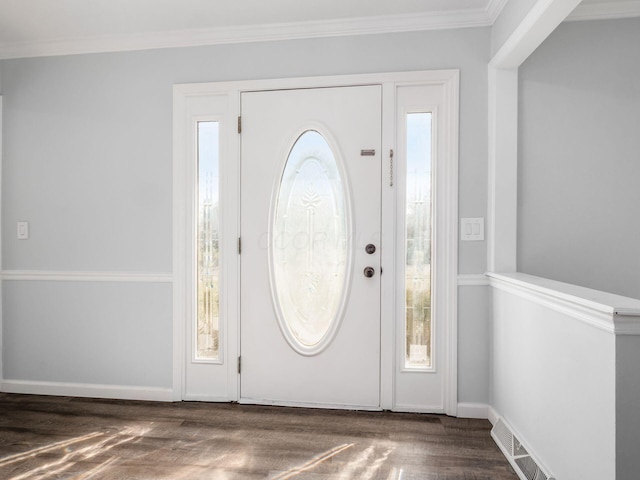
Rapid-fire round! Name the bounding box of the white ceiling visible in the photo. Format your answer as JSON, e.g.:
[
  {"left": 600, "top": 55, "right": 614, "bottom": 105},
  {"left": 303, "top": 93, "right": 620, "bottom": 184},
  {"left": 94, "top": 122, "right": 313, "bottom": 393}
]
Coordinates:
[{"left": 0, "top": 0, "right": 637, "bottom": 59}]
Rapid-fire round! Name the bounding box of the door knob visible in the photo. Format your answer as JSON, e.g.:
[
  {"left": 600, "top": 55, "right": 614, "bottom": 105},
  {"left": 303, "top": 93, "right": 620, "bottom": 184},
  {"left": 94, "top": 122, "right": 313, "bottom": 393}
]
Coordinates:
[
  {"left": 363, "top": 267, "right": 375, "bottom": 278},
  {"left": 365, "top": 244, "right": 376, "bottom": 254}
]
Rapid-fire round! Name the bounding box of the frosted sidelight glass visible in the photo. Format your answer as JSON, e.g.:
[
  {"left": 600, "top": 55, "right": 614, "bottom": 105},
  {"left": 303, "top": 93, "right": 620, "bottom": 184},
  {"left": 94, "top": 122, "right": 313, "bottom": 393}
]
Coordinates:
[
  {"left": 272, "top": 130, "right": 349, "bottom": 350},
  {"left": 405, "top": 113, "right": 432, "bottom": 368},
  {"left": 196, "top": 122, "right": 220, "bottom": 361}
]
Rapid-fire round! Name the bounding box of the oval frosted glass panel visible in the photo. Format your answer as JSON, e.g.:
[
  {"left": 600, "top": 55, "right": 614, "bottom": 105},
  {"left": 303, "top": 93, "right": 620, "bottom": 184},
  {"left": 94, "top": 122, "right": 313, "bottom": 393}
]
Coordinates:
[{"left": 272, "top": 130, "right": 349, "bottom": 348}]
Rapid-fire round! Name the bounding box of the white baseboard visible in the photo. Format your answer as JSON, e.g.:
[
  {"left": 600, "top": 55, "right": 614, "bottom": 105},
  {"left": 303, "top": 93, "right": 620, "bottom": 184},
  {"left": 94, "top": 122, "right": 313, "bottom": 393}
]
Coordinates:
[
  {"left": 183, "top": 393, "right": 235, "bottom": 402},
  {"left": 391, "top": 403, "right": 447, "bottom": 414},
  {"left": 1, "top": 379, "right": 173, "bottom": 402},
  {"left": 457, "top": 402, "right": 489, "bottom": 419}
]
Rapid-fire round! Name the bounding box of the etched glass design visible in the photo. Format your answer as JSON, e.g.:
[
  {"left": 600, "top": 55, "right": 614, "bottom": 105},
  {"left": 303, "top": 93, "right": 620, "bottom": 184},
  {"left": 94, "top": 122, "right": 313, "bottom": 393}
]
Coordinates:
[
  {"left": 405, "top": 113, "right": 432, "bottom": 368},
  {"left": 197, "top": 122, "right": 220, "bottom": 360},
  {"left": 272, "top": 130, "right": 348, "bottom": 348}
]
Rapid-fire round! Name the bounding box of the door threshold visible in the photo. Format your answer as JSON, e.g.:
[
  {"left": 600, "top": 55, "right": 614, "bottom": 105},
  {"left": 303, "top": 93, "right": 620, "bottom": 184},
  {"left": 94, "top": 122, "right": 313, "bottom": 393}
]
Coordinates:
[{"left": 238, "top": 398, "right": 382, "bottom": 412}]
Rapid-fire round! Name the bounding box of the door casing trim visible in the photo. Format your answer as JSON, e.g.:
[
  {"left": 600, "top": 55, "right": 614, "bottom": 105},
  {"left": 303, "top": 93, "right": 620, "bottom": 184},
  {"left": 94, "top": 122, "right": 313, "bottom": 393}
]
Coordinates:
[{"left": 172, "top": 70, "right": 459, "bottom": 414}]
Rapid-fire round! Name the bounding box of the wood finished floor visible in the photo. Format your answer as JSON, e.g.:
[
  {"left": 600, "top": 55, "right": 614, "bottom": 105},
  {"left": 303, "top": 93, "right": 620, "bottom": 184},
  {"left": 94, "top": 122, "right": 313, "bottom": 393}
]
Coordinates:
[{"left": 0, "top": 393, "right": 517, "bottom": 480}]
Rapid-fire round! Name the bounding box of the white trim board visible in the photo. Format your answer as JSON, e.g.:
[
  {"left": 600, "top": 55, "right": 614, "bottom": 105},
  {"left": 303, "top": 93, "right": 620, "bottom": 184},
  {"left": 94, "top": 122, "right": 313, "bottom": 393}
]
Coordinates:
[
  {"left": 488, "top": 272, "right": 640, "bottom": 335},
  {"left": 1, "top": 270, "right": 172, "bottom": 283},
  {"left": 1, "top": 379, "right": 173, "bottom": 402}
]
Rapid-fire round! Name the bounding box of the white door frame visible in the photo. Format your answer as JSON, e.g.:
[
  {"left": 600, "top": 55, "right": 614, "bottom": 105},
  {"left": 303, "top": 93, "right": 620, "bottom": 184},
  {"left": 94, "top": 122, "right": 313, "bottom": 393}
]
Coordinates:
[{"left": 172, "top": 70, "right": 459, "bottom": 414}]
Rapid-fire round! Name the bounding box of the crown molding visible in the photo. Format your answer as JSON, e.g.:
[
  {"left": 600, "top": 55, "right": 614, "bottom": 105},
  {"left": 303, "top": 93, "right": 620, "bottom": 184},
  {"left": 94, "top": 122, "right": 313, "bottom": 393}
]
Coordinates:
[
  {"left": 0, "top": 8, "right": 495, "bottom": 60},
  {"left": 566, "top": 0, "right": 640, "bottom": 21},
  {"left": 1, "top": 1, "right": 637, "bottom": 60},
  {"left": 486, "top": 0, "right": 511, "bottom": 24}
]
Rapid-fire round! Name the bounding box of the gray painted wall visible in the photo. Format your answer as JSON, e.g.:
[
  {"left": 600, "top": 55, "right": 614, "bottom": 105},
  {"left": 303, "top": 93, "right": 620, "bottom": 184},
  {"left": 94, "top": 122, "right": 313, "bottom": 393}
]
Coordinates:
[
  {"left": 3, "top": 281, "right": 172, "bottom": 387},
  {"left": 1, "top": 28, "right": 491, "bottom": 402},
  {"left": 518, "top": 18, "right": 640, "bottom": 299}
]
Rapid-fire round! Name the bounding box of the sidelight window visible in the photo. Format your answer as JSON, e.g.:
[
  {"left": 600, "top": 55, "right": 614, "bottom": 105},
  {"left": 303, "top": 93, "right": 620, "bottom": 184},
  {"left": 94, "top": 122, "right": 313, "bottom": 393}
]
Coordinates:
[
  {"left": 405, "top": 113, "right": 432, "bottom": 369},
  {"left": 196, "top": 121, "right": 220, "bottom": 361}
]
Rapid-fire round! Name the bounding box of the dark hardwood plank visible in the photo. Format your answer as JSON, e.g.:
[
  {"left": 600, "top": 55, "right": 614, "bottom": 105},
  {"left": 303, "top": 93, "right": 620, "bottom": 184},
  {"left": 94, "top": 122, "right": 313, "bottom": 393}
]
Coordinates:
[{"left": 0, "top": 393, "right": 517, "bottom": 479}]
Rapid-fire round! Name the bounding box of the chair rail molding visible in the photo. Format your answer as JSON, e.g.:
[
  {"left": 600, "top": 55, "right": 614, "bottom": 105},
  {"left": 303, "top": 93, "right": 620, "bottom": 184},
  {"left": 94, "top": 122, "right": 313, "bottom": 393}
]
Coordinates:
[{"left": 0, "top": 270, "right": 173, "bottom": 283}]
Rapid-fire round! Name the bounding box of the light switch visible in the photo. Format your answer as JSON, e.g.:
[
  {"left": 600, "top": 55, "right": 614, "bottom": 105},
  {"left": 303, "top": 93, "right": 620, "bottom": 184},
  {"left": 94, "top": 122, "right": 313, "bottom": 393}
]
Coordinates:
[
  {"left": 17, "top": 221, "right": 29, "bottom": 240},
  {"left": 460, "top": 218, "right": 484, "bottom": 241}
]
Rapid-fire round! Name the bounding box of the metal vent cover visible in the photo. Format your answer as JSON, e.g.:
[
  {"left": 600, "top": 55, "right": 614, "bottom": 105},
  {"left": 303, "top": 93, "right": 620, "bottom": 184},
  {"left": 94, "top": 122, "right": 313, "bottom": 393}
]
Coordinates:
[
  {"left": 491, "top": 418, "right": 555, "bottom": 480},
  {"left": 514, "top": 438, "right": 529, "bottom": 457},
  {"left": 515, "top": 456, "right": 549, "bottom": 480},
  {"left": 493, "top": 418, "right": 514, "bottom": 454}
]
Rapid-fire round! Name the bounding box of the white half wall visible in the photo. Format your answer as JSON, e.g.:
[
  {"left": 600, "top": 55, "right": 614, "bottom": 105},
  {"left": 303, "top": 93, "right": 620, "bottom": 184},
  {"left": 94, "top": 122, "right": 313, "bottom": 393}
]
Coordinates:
[{"left": 490, "top": 272, "right": 640, "bottom": 480}]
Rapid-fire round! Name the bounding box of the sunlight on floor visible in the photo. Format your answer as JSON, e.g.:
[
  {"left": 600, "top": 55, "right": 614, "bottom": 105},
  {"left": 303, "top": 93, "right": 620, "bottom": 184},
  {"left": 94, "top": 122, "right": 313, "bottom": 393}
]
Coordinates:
[
  {"left": 0, "top": 432, "right": 104, "bottom": 468},
  {"left": 1, "top": 425, "right": 150, "bottom": 480},
  {"left": 271, "top": 443, "right": 354, "bottom": 479},
  {"left": 337, "top": 445, "right": 395, "bottom": 480}
]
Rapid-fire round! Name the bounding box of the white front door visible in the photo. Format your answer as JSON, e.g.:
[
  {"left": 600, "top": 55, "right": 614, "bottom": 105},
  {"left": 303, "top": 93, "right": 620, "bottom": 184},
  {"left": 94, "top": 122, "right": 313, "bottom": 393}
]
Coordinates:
[{"left": 240, "top": 86, "right": 382, "bottom": 408}]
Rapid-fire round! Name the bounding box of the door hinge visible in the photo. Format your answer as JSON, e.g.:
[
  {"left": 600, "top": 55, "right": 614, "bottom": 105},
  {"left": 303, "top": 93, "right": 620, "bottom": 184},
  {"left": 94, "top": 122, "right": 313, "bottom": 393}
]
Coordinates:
[
  {"left": 237, "top": 237, "right": 241, "bottom": 255},
  {"left": 237, "top": 356, "right": 241, "bottom": 374},
  {"left": 237, "top": 116, "right": 242, "bottom": 134}
]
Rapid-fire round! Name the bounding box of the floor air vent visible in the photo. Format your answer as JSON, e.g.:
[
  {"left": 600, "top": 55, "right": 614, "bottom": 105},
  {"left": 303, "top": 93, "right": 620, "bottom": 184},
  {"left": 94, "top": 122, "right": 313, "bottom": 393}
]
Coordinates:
[{"left": 491, "top": 418, "right": 554, "bottom": 480}]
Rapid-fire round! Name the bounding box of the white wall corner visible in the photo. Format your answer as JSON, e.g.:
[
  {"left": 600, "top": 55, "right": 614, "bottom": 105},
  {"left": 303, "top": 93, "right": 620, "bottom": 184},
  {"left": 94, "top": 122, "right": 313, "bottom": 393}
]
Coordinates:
[{"left": 488, "top": 405, "right": 500, "bottom": 425}]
